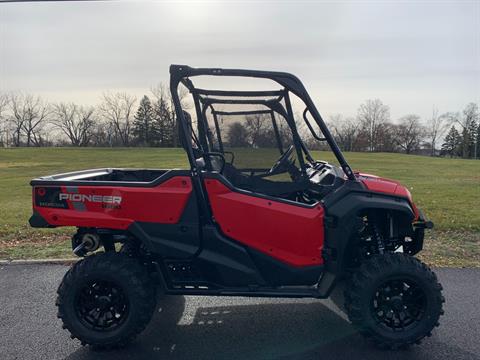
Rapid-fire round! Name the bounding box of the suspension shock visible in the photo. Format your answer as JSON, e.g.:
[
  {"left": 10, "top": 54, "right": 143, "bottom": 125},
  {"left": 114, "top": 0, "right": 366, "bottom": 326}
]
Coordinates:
[{"left": 369, "top": 217, "right": 385, "bottom": 255}]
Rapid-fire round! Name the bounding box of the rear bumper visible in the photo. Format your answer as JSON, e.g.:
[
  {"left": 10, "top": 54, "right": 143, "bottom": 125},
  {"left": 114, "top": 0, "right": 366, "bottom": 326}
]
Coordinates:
[{"left": 29, "top": 211, "right": 55, "bottom": 228}]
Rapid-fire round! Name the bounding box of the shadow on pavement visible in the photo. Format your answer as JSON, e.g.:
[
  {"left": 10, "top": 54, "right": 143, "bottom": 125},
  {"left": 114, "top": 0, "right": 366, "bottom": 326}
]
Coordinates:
[{"left": 65, "top": 295, "right": 478, "bottom": 360}]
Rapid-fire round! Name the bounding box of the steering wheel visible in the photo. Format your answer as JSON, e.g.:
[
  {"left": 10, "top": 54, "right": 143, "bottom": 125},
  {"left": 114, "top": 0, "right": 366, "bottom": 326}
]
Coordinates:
[{"left": 268, "top": 145, "right": 294, "bottom": 175}]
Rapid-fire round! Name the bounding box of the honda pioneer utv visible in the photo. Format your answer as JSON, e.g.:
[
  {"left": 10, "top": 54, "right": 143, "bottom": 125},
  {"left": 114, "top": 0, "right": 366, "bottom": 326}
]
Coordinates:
[{"left": 29, "top": 65, "right": 443, "bottom": 350}]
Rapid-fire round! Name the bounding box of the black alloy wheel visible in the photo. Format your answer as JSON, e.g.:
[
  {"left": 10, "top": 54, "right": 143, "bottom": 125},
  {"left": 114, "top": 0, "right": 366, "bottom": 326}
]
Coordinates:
[
  {"left": 372, "top": 278, "right": 427, "bottom": 332},
  {"left": 345, "top": 253, "right": 444, "bottom": 349},
  {"left": 56, "top": 252, "right": 157, "bottom": 348},
  {"left": 75, "top": 280, "right": 129, "bottom": 332}
]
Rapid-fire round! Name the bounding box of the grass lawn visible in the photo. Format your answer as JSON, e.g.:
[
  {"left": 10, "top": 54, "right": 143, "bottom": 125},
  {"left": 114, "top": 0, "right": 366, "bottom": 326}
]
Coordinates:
[{"left": 0, "top": 147, "right": 479, "bottom": 266}]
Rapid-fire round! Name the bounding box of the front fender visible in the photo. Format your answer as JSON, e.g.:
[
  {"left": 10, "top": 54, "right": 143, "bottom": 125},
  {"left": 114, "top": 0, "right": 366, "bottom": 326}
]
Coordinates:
[{"left": 317, "top": 182, "right": 415, "bottom": 297}]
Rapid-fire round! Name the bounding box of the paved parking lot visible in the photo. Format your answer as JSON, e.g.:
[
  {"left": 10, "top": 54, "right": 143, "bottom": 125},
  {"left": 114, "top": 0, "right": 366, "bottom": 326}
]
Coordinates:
[{"left": 0, "top": 264, "right": 479, "bottom": 360}]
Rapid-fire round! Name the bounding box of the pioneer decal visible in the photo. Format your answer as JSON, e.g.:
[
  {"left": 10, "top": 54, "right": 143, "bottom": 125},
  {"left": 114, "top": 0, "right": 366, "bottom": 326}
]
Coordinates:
[
  {"left": 59, "top": 193, "right": 122, "bottom": 204},
  {"left": 34, "top": 186, "right": 123, "bottom": 209}
]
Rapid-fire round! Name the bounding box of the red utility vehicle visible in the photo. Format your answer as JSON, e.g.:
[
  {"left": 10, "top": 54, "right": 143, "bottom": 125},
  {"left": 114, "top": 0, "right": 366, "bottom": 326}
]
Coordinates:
[{"left": 30, "top": 65, "right": 443, "bottom": 350}]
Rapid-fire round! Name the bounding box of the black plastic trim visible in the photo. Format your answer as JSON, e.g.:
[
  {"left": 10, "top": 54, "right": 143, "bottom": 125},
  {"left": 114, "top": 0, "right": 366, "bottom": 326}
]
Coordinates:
[
  {"left": 316, "top": 181, "right": 416, "bottom": 295},
  {"left": 128, "top": 193, "right": 201, "bottom": 258},
  {"left": 29, "top": 211, "right": 55, "bottom": 228},
  {"left": 164, "top": 286, "right": 324, "bottom": 299},
  {"left": 194, "top": 225, "right": 267, "bottom": 287},
  {"left": 247, "top": 247, "right": 323, "bottom": 286}
]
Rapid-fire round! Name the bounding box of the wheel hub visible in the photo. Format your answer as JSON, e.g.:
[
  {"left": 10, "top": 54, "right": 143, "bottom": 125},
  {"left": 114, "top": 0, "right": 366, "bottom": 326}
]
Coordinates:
[
  {"left": 75, "top": 280, "right": 129, "bottom": 331},
  {"left": 97, "top": 295, "right": 111, "bottom": 309},
  {"left": 390, "top": 296, "right": 404, "bottom": 311},
  {"left": 373, "top": 278, "right": 427, "bottom": 331}
]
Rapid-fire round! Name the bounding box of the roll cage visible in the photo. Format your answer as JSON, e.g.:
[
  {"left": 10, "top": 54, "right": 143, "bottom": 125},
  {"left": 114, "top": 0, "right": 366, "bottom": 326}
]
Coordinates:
[{"left": 169, "top": 64, "right": 355, "bottom": 181}]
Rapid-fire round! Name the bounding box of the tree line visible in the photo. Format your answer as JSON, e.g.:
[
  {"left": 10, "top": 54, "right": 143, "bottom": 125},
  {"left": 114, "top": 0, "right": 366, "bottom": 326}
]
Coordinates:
[
  {"left": 222, "top": 99, "right": 479, "bottom": 160},
  {"left": 319, "top": 100, "right": 479, "bottom": 159},
  {"left": 0, "top": 85, "right": 187, "bottom": 148},
  {"left": 0, "top": 89, "right": 478, "bottom": 159}
]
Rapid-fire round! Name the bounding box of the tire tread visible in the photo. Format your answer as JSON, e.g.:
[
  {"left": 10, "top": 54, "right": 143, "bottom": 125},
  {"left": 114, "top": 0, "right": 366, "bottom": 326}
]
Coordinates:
[
  {"left": 345, "top": 253, "right": 444, "bottom": 349},
  {"left": 56, "top": 252, "right": 156, "bottom": 349}
]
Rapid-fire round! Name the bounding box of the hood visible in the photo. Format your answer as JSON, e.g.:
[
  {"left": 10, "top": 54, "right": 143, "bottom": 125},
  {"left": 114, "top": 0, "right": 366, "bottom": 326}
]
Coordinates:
[
  {"left": 355, "top": 172, "right": 413, "bottom": 200},
  {"left": 356, "top": 172, "right": 419, "bottom": 219}
]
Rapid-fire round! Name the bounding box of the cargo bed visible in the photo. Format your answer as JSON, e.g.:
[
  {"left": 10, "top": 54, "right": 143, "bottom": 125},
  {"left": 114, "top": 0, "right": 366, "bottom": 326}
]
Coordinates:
[
  {"left": 29, "top": 168, "right": 193, "bottom": 229},
  {"left": 30, "top": 168, "right": 189, "bottom": 187}
]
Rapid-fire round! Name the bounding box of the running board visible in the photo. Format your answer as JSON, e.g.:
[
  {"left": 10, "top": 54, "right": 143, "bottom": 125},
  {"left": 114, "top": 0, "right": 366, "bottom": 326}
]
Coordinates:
[
  {"left": 165, "top": 285, "right": 327, "bottom": 299},
  {"left": 153, "top": 261, "right": 333, "bottom": 299}
]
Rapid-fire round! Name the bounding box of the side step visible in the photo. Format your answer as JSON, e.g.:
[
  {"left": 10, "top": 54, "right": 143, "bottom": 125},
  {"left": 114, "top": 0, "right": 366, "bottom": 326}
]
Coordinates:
[
  {"left": 156, "top": 260, "right": 330, "bottom": 299},
  {"left": 165, "top": 284, "right": 325, "bottom": 299}
]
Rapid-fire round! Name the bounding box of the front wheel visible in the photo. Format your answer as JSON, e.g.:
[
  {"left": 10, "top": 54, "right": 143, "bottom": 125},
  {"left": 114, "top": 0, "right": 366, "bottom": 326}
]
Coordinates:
[
  {"left": 56, "top": 252, "right": 157, "bottom": 348},
  {"left": 345, "top": 253, "right": 444, "bottom": 349}
]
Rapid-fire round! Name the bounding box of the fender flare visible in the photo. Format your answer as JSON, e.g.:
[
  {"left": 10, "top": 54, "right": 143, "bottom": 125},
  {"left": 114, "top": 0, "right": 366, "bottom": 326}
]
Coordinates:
[{"left": 317, "top": 187, "right": 415, "bottom": 297}]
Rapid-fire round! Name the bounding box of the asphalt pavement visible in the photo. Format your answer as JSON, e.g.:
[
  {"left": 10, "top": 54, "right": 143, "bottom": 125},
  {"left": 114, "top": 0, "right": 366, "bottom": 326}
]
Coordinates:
[{"left": 0, "top": 264, "right": 479, "bottom": 360}]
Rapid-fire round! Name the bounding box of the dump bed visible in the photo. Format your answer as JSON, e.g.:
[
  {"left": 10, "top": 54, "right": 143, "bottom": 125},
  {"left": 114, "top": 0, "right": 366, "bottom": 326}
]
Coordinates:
[
  {"left": 29, "top": 168, "right": 193, "bottom": 229},
  {"left": 30, "top": 168, "right": 172, "bottom": 185}
]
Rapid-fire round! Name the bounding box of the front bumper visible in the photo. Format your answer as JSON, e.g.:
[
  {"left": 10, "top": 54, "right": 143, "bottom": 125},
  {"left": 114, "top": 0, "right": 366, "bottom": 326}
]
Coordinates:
[
  {"left": 406, "top": 208, "right": 433, "bottom": 255},
  {"left": 414, "top": 208, "right": 434, "bottom": 229}
]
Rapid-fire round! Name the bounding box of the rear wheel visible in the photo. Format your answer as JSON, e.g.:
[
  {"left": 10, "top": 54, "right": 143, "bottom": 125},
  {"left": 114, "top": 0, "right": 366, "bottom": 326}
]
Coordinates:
[
  {"left": 345, "top": 253, "right": 444, "bottom": 349},
  {"left": 56, "top": 252, "right": 156, "bottom": 348}
]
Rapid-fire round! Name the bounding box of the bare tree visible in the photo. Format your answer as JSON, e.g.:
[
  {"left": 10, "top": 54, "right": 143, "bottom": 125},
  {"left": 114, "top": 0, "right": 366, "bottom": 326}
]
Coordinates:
[
  {"left": 328, "top": 114, "right": 360, "bottom": 151},
  {"left": 8, "top": 95, "right": 24, "bottom": 146},
  {"left": 9, "top": 93, "right": 50, "bottom": 146},
  {"left": 0, "top": 93, "right": 10, "bottom": 146},
  {"left": 395, "top": 115, "right": 425, "bottom": 154},
  {"left": 151, "top": 84, "right": 190, "bottom": 147},
  {"left": 72, "top": 105, "right": 95, "bottom": 146},
  {"left": 245, "top": 114, "right": 269, "bottom": 147},
  {"left": 426, "top": 107, "right": 450, "bottom": 156},
  {"left": 357, "top": 99, "right": 390, "bottom": 152},
  {"left": 99, "top": 92, "right": 136, "bottom": 146},
  {"left": 0, "top": 93, "right": 8, "bottom": 118},
  {"left": 52, "top": 103, "right": 95, "bottom": 146},
  {"left": 377, "top": 122, "right": 398, "bottom": 152},
  {"left": 90, "top": 121, "right": 116, "bottom": 147}
]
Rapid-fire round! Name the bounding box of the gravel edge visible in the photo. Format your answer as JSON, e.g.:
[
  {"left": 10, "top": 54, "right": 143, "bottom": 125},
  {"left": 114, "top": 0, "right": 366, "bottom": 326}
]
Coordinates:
[{"left": 0, "top": 258, "right": 77, "bottom": 265}]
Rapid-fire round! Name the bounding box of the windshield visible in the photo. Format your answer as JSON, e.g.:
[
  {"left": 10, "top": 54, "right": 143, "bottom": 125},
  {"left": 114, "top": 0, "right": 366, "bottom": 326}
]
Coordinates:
[{"left": 203, "top": 105, "right": 296, "bottom": 173}]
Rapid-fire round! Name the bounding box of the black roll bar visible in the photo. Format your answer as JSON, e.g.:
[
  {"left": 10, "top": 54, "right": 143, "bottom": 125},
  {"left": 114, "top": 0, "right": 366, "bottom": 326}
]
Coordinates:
[
  {"left": 211, "top": 107, "right": 224, "bottom": 153},
  {"left": 170, "top": 64, "right": 355, "bottom": 181},
  {"left": 270, "top": 111, "right": 284, "bottom": 154},
  {"left": 193, "top": 88, "right": 285, "bottom": 98},
  {"left": 213, "top": 110, "right": 272, "bottom": 116}
]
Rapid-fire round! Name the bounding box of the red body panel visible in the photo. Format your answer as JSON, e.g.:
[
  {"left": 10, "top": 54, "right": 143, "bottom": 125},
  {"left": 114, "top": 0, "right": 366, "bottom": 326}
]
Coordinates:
[
  {"left": 204, "top": 179, "right": 324, "bottom": 267},
  {"left": 356, "top": 172, "right": 419, "bottom": 219},
  {"left": 33, "top": 177, "right": 192, "bottom": 229}
]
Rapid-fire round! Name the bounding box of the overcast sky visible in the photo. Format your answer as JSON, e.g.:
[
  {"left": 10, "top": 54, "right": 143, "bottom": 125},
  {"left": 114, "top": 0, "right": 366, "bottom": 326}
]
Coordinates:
[{"left": 1, "top": 0, "right": 479, "bottom": 120}]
